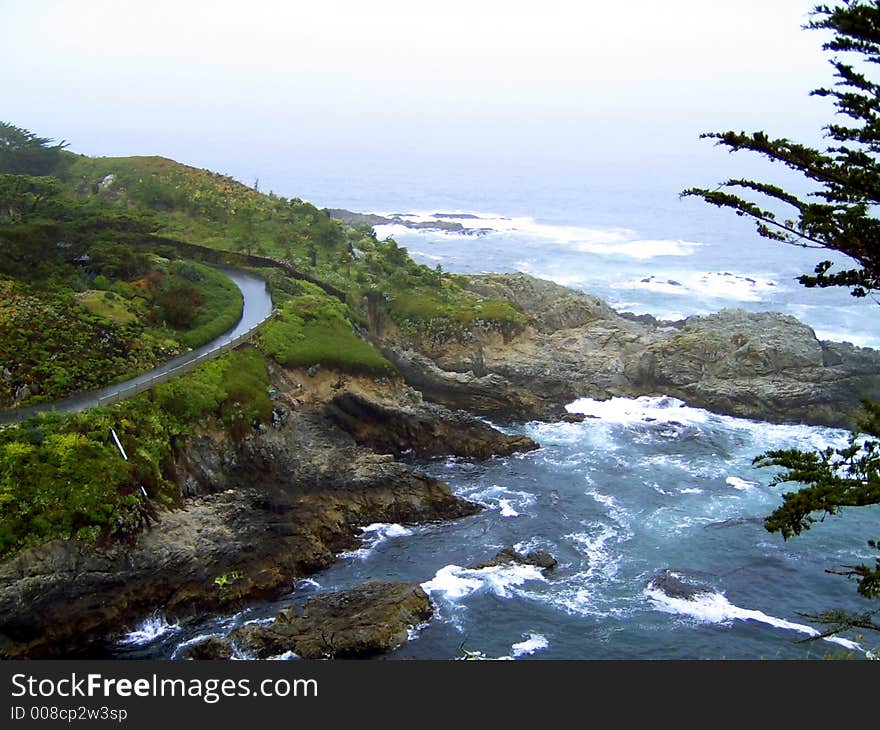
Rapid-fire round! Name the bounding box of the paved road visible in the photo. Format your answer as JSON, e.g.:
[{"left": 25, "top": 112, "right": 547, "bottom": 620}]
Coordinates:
[{"left": 0, "top": 266, "right": 273, "bottom": 425}]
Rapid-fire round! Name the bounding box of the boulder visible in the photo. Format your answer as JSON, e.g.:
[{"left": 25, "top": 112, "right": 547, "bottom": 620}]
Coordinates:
[
  {"left": 229, "top": 581, "right": 433, "bottom": 659},
  {"left": 182, "top": 636, "right": 233, "bottom": 660},
  {"left": 470, "top": 547, "right": 557, "bottom": 574},
  {"left": 647, "top": 569, "right": 715, "bottom": 600}
]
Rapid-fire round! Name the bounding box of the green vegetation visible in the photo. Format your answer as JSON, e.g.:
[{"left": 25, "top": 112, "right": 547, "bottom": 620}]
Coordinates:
[
  {"left": 49, "top": 152, "right": 525, "bottom": 343},
  {"left": 0, "top": 122, "right": 67, "bottom": 176},
  {"left": 0, "top": 346, "right": 271, "bottom": 557},
  {"left": 345, "top": 238, "right": 526, "bottom": 345},
  {"left": 687, "top": 0, "right": 880, "bottom": 638},
  {"left": 0, "top": 122, "right": 528, "bottom": 563},
  {"left": 214, "top": 570, "right": 244, "bottom": 601},
  {"left": 0, "top": 207, "right": 243, "bottom": 407},
  {"left": 259, "top": 280, "right": 394, "bottom": 375},
  {"left": 165, "top": 261, "right": 243, "bottom": 348},
  {"left": 0, "top": 276, "right": 177, "bottom": 407},
  {"left": 0, "top": 258, "right": 242, "bottom": 408}
]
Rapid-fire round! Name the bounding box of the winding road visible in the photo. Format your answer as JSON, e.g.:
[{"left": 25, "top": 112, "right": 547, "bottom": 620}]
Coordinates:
[{"left": 0, "top": 266, "right": 274, "bottom": 425}]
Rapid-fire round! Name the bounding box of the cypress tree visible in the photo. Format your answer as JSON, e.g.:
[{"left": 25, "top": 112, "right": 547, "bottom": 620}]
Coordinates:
[{"left": 685, "top": 0, "right": 880, "bottom": 640}]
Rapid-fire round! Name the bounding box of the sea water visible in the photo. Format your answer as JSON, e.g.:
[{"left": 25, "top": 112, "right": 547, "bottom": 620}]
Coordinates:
[{"left": 114, "top": 164, "right": 880, "bottom": 660}]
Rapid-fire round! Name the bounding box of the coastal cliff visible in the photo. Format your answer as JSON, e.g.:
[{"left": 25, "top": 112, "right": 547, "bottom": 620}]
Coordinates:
[
  {"left": 0, "top": 368, "right": 534, "bottom": 658},
  {"left": 380, "top": 272, "right": 880, "bottom": 430},
  {"left": 3, "top": 272, "right": 878, "bottom": 658}
]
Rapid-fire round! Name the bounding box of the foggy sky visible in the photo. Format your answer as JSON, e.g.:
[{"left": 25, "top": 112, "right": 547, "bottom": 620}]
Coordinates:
[{"left": 2, "top": 0, "right": 836, "bottom": 204}]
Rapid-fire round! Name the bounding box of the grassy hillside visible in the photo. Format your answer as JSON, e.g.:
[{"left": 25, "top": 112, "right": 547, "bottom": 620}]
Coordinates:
[
  {"left": 0, "top": 124, "right": 530, "bottom": 558},
  {"left": 0, "top": 346, "right": 271, "bottom": 556}
]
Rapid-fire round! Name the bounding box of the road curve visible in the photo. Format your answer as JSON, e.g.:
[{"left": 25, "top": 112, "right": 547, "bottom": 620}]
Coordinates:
[{"left": 0, "top": 266, "right": 273, "bottom": 425}]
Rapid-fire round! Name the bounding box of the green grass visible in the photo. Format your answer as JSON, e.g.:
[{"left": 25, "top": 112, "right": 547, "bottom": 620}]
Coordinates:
[
  {"left": 75, "top": 290, "right": 138, "bottom": 325},
  {"left": 169, "top": 261, "right": 244, "bottom": 349},
  {"left": 0, "top": 144, "right": 533, "bottom": 561},
  {"left": 386, "top": 281, "right": 526, "bottom": 343},
  {"left": 259, "top": 281, "right": 395, "bottom": 376},
  {"left": 0, "top": 276, "right": 179, "bottom": 408}
]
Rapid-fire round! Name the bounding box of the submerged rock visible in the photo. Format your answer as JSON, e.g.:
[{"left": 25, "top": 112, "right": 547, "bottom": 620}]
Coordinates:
[
  {"left": 470, "top": 547, "right": 557, "bottom": 574},
  {"left": 647, "top": 569, "right": 716, "bottom": 600}
]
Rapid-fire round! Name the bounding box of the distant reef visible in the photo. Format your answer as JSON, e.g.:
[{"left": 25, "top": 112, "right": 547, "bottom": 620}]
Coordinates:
[{"left": 326, "top": 208, "right": 491, "bottom": 235}]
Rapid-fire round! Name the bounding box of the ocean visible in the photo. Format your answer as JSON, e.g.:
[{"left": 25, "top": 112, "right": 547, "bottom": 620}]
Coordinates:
[{"left": 113, "top": 160, "right": 880, "bottom": 660}]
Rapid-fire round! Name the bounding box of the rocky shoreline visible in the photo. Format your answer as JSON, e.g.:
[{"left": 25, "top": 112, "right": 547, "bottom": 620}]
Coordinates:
[
  {"left": 0, "top": 367, "right": 528, "bottom": 658},
  {"left": 2, "top": 272, "right": 879, "bottom": 659},
  {"left": 379, "top": 273, "right": 880, "bottom": 430}
]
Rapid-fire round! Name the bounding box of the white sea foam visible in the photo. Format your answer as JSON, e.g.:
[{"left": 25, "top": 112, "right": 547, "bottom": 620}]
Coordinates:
[
  {"left": 339, "top": 522, "right": 413, "bottom": 560},
  {"left": 498, "top": 499, "right": 519, "bottom": 517},
  {"left": 267, "top": 650, "right": 298, "bottom": 660},
  {"left": 566, "top": 395, "right": 709, "bottom": 427},
  {"left": 455, "top": 649, "right": 514, "bottom": 661},
  {"left": 726, "top": 476, "right": 759, "bottom": 491},
  {"left": 373, "top": 211, "right": 702, "bottom": 260},
  {"left": 421, "top": 563, "right": 547, "bottom": 601},
  {"left": 550, "top": 579, "right": 596, "bottom": 616},
  {"left": 565, "top": 395, "right": 850, "bottom": 454},
  {"left": 616, "top": 271, "right": 780, "bottom": 303},
  {"left": 464, "top": 484, "right": 537, "bottom": 516},
  {"left": 410, "top": 250, "right": 444, "bottom": 262},
  {"left": 407, "top": 621, "right": 431, "bottom": 642},
  {"left": 169, "top": 632, "right": 224, "bottom": 659},
  {"left": 513, "top": 537, "right": 553, "bottom": 556},
  {"left": 646, "top": 587, "right": 864, "bottom": 653},
  {"left": 519, "top": 569, "right": 640, "bottom": 619},
  {"left": 118, "top": 613, "right": 180, "bottom": 646},
  {"left": 511, "top": 633, "right": 549, "bottom": 657},
  {"left": 644, "top": 508, "right": 716, "bottom": 534},
  {"left": 679, "top": 488, "right": 703, "bottom": 494},
  {"left": 557, "top": 492, "right": 634, "bottom": 589}
]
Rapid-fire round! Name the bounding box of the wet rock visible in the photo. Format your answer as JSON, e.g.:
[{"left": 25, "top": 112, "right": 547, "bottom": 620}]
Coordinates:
[
  {"left": 324, "top": 391, "right": 538, "bottom": 459},
  {"left": 182, "top": 636, "right": 233, "bottom": 660},
  {"left": 381, "top": 273, "right": 880, "bottom": 430},
  {"left": 471, "top": 547, "right": 557, "bottom": 574},
  {"left": 560, "top": 413, "right": 587, "bottom": 423},
  {"left": 229, "top": 582, "right": 432, "bottom": 659},
  {"left": 647, "top": 569, "right": 715, "bottom": 600},
  {"left": 0, "top": 406, "right": 479, "bottom": 658}
]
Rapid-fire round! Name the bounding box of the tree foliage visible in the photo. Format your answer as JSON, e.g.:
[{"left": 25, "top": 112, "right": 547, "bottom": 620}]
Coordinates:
[
  {"left": 684, "top": 0, "right": 880, "bottom": 298},
  {"left": 0, "top": 122, "right": 67, "bottom": 176},
  {"left": 686, "top": 0, "right": 880, "bottom": 638}
]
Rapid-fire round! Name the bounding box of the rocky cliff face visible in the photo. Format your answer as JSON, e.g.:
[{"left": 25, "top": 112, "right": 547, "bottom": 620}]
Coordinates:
[
  {"left": 380, "top": 273, "right": 880, "bottom": 429},
  {"left": 0, "top": 370, "right": 534, "bottom": 658}
]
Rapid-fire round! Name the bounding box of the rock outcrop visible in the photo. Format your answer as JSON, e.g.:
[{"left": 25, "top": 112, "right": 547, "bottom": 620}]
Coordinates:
[
  {"left": 216, "top": 582, "right": 432, "bottom": 659},
  {"left": 324, "top": 391, "right": 538, "bottom": 459},
  {"left": 470, "top": 547, "right": 557, "bottom": 574},
  {"left": 380, "top": 272, "right": 880, "bottom": 429},
  {"left": 647, "top": 569, "right": 717, "bottom": 600},
  {"left": 0, "top": 369, "right": 538, "bottom": 657}
]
